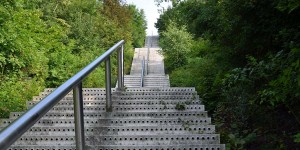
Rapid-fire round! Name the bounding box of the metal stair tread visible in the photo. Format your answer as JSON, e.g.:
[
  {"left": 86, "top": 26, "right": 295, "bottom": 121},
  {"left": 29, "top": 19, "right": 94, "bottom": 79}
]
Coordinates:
[
  {"left": 41, "top": 87, "right": 196, "bottom": 94},
  {"left": 27, "top": 101, "right": 202, "bottom": 107},
  {"left": 10, "top": 110, "right": 208, "bottom": 116},
  {"left": 16, "top": 125, "right": 216, "bottom": 136},
  {"left": 37, "top": 90, "right": 198, "bottom": 97},
  {"left": 8, "top": 144, "right": 225, "bottom": 150},
  {"left": 32, "top": 95, "right": 200, "bottom": 102},
  {"left": 28, "top": 104, "right": 204, "bottom": 109},
  {"left": 13, "top": 136, "right": 221, "bottom": 146},
  {"left": 1, "top": 117, "right": 212, "bottom": 128}
]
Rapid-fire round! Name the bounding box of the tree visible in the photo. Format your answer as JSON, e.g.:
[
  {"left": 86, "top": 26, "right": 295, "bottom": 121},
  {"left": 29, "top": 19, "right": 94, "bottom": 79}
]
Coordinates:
[
  {"left": 128, "top": 5, "right": 147, "bottom": 48},
  {"left": 157, "top": 0, "right": 300, "bottom": 148},
  {"left": 0, "top": 0, "right": 146, "bottom": 118},
  {"left": 159, "top": 22, "right": 193, "bottom": 71}
]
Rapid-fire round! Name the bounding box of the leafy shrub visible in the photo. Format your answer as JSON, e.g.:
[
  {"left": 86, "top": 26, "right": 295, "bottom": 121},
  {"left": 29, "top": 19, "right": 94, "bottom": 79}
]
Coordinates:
[
  {"left": 159, "top": 22, "right": 193, "bottom": 72},
  {"left": 175, "top": 103, "right": 186, "bottom": 110},
  {"left": 215, "top": 50, "right": 300, "bottom": 149},
  {"left": 0, "top": 0, "right": 144, "bottom": 118}
]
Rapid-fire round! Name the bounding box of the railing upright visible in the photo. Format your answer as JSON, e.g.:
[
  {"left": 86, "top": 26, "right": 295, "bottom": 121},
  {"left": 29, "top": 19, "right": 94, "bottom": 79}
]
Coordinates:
[
  {"left": 140, "top": 57, "right": 145, "bottom": 87},
  {"left": 146, "top": 36, "right": 151, "bottom": 75},
  {"left": 73, "top": 83, "right": 85, "bottom": 150},
  {"left": 117, "top": 45, "right": 124, "bottom": 90},
  {"left": 105, "top": 56, "right": 112, "bottom": 112},
  {"left": 146, "top": 47, "right": 149, "bottom": 76}
]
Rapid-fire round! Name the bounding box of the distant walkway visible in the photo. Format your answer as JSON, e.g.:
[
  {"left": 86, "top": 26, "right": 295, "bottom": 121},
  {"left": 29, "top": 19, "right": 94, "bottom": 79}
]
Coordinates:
[
  {"left": 125, "top": 36, "right": 170, "bottom": 87},
  {"left": 130, "top": 47, "right": 165, "bottom": 75},
  {"left": 145, "top": 36, "right": 159, "bottom": 48}
]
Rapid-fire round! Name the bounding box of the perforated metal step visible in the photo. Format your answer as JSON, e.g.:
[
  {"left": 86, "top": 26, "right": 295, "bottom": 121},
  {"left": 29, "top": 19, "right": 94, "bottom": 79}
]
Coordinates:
[
  {"left": 39, "top": 87, "right": 195, "bottom": 97},
  {"left": 1, "top": 117, "right": 212, "bottom": 128},
  {"left": 26, "top": 99, "right": 201, "bottom": 109},
  {"left": 12, "top": 134, "right": 221, "bottom": 145},
  {"left": 8, "top": 111, "right": 209, "bottom": 120},
  {"left": 9, "top": 145, "right": 225, "bottom": 150},
  {"left": 8, "top": 125, "right": 215, "bottom": 136}
]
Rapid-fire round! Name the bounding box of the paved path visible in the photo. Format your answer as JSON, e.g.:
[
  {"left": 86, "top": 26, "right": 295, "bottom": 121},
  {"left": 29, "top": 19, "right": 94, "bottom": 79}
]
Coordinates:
[
  {"left": 130, "top": 47, "right": 165, "bottom": 75},
  {"left": 125, "top": 36, "right": 170, "bottom": 87},
  {"left": 145, "top": 36, "right": 159, "bottom": 48}
]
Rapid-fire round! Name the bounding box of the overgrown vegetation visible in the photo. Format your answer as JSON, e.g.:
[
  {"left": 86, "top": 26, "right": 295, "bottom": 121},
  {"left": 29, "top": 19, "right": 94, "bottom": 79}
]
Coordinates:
[
  {"left": 175, "top": 103, "right": 186, "bottom": 110},
  {"left": 156, "top": 0, "right": 300, "bottom": 149},
  {"left": 0, "top": 0, "right": 146, "bottom": 118}
]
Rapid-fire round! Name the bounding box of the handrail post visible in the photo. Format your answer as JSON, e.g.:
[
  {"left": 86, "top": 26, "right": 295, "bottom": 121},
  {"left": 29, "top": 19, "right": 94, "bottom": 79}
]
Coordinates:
[
  {"left": 121, "top": 45, "right": 124, "bottom": 88},
  {"left": 105, "top": 56, "right": 112, "bottom": 112},
  {"left": 117, "top": 45, "right": 124, "bottom": 90},
  {"left": 146, "top": 36, "right": 150, "bottom": 75},
  {"left": 146, "top": 47, "right": 149, "bottom": 75},
  {"left": 73, "top": 83, "right": 85, "bottom": 150},
  {"left": 140, "top": 57, "right": 145, "bottom": 87}
]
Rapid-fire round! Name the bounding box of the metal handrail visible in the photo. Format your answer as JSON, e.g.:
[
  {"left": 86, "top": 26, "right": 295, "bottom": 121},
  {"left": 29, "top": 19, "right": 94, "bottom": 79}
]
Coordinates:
[
  {"left": 0, "top": 40, "right": 125, "bottom": 150},
  {"left": 140, "top": 56, "right": 145, "bottom": 87}
]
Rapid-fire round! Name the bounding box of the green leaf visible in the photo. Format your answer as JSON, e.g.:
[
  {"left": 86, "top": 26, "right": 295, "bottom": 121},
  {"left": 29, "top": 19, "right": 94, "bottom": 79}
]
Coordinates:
[{"left": 294, "top": 133, "right": 300, "bottom": 143}]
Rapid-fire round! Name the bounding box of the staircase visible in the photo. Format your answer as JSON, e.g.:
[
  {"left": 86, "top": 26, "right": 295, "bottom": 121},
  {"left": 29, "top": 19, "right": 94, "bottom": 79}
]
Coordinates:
[
  {"left": 0, "top": 36, "right": 225, "bottom": 150},
  {"left": 125, "top": 46, "right": 169, "bottom": 88}
]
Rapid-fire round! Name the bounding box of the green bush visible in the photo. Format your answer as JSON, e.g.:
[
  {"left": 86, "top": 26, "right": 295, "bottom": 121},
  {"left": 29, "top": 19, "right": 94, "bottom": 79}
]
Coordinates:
[
  {"left": 159, "top": 22, "right": 193, "bottom": 72},
  {"left": 0, "top": 0, "right": 145, "bottom": 118},
  {"left": 157, "top": 0, "right": 300, "bottom": 148}
]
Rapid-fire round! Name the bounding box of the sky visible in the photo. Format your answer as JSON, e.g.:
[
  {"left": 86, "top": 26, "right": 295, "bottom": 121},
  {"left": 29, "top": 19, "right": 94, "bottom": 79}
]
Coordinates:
[{"left": 125, "top": 0, "right": 171, "bottom": 36}]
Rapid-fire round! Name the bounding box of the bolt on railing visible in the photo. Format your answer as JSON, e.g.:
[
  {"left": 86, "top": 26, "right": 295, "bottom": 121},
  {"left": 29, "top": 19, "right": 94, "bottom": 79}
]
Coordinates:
[{"left": 0, "top": 40, "right": 125, "bottom": 150}]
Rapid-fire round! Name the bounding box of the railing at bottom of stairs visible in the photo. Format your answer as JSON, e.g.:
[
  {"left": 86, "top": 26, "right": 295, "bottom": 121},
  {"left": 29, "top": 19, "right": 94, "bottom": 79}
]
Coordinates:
[{"left": 0, "top": 40, "right": 125, "bottom": 150}]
